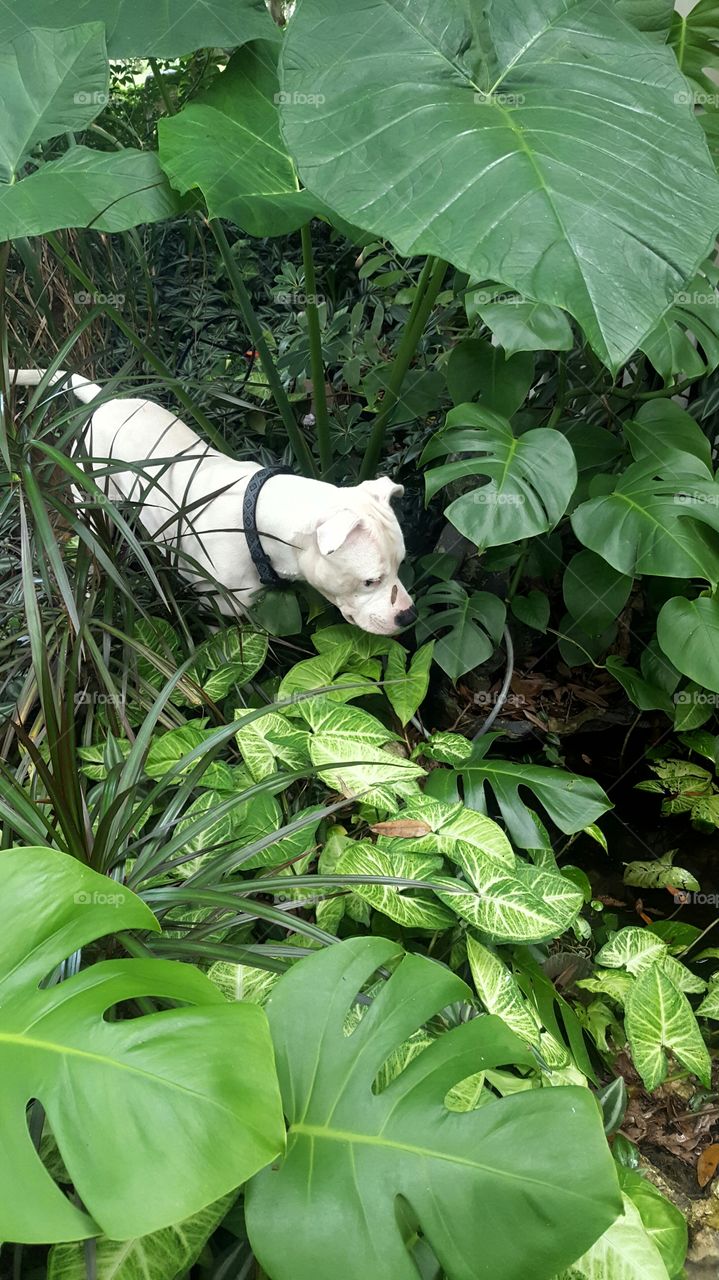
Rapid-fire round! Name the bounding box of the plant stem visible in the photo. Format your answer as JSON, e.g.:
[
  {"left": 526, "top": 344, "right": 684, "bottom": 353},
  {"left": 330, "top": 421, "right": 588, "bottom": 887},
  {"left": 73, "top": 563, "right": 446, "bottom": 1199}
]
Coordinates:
[
  {"left": 0, "top": 241, "right": 13, "bottom": 465},
  {"left": 149, "top": 58, "right": 174, "bottom": 115},
  {"left": 300, "top": 221, "right": 332, "bottom": 474},
  {"left": 360, "top": 256, "right": 448, "bottom": 480},
  {"left": 210, "top": 219, "right": 317, "bottom": 477}
]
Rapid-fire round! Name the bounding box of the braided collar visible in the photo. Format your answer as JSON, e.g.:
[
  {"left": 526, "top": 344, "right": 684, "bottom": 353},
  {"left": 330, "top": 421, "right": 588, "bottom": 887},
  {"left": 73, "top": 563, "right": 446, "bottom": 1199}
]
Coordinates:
[{"left": 242, "top": 465, "right": 294, "bottom": 587}]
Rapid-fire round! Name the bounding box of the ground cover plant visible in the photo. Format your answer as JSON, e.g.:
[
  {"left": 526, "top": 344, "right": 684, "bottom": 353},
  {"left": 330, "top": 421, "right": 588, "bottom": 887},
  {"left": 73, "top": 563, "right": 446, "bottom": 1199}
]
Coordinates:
[{"left": 2, "top": 0, "right": 719, "bottom": 1276}]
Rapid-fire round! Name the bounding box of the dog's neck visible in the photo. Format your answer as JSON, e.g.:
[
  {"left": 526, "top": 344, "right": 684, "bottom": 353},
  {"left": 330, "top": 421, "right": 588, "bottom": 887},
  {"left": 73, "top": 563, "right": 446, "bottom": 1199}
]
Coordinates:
[{"left": 251, "top": 473, "right": 341, "bottom": 582}]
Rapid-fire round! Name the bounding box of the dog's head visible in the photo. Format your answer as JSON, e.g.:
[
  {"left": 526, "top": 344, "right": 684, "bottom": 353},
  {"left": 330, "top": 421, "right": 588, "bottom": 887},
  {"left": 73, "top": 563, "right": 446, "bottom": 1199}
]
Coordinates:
[{"left": 299, "top": 477, "right": 416, "bottom": 635}]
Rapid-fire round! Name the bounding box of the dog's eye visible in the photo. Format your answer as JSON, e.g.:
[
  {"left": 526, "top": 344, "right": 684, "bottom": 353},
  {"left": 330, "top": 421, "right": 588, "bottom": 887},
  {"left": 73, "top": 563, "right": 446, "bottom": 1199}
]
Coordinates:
[{"left": 364, "top": 577, "right": 381, "bottom": 588}]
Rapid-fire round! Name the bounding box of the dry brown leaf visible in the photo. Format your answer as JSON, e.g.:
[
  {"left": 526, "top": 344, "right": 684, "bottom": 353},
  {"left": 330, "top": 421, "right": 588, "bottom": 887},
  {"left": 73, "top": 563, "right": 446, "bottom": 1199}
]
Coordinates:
[
  {"left": 698, "top": 1143, "right": 719, "bottom": 1188},
  {"left": 370, "top": 819, "right": 431, "bottom": 838}
]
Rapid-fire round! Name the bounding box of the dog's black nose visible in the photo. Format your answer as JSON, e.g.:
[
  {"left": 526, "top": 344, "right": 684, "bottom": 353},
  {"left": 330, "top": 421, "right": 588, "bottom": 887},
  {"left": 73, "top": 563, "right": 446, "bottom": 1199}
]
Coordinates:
[{"left": 395, "top": 606, "right": 417, "bottom": 628}]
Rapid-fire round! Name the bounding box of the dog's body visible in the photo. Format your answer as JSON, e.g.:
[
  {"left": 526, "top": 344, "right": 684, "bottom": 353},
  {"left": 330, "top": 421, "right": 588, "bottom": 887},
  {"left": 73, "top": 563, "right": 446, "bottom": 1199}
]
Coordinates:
[{"left": 12, "top": 371, "right": 416, "bottom": 634}]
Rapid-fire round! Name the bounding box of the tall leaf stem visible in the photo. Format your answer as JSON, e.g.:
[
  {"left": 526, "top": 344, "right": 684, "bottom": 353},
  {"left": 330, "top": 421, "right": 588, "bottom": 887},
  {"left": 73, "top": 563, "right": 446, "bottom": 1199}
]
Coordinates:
[
  {"left": 300, "top": 221, "right": 332, "bottom": 474},
  {"left": 210, "top": 220, "right": 317, "bottom": 477},
  {"left": 360, "top": 255, "right": 448, "bottom": 479}
]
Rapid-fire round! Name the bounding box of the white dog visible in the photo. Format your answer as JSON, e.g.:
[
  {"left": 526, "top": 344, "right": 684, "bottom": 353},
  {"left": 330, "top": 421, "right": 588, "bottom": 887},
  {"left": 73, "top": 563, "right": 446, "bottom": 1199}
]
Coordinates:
[{"left": 12, "top": 371, "right": 416, "bottom": 635}]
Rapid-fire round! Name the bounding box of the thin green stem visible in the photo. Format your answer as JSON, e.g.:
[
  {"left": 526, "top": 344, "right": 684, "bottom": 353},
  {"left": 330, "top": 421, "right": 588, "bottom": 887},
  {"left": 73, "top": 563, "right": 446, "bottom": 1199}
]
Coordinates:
[
  {"left": 360, "top": 256, "right": 448, "bottom": 480},
  {"left": 210, "top": 219, "right": 316, "bottom": 477},
  {"left": 149, "top": 58, "right": 174, "bottom": 115},
  {"left": 0, "top": 241, "right": 12, "bottom": 464},
  {"left": 301, "top": 221, "right": 332, "bottom": 474}
]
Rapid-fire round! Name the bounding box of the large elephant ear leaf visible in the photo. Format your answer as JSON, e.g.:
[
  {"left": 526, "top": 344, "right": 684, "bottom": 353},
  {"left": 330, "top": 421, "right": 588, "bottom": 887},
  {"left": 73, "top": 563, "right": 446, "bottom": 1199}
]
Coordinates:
[
  {"left": 245, "top": 937, "right": 622, "bottom": 1280},
  {"left": 422, "top": 405, "right": 577, "bottom": 547},
  {"left": 0, "top": 0, "right": 277, "bottom": 57},
  {"left": 0, "top": 847, "right": 284, "bottom": 1244},
  {"left": 280, "top": 0, "right": 719, "bottom": 371},
  {"left": 159, "top": 40, "right": 323, "bottom": 236}
]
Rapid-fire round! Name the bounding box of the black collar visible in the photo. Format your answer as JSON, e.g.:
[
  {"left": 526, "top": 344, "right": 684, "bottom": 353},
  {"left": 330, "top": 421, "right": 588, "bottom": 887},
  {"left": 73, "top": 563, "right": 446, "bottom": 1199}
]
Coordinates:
[{"left": 243, "top": 466, "right": 294, "bottom": 587}]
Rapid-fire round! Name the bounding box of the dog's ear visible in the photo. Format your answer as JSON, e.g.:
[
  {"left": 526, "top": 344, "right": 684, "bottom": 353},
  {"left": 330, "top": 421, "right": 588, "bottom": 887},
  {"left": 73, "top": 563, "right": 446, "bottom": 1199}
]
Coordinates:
[
  {"left": 316, "top": 509, "right": 365, "bottom": 555},
  {"left": 362, "top": 476, "right": 404, "bottom": 502}
]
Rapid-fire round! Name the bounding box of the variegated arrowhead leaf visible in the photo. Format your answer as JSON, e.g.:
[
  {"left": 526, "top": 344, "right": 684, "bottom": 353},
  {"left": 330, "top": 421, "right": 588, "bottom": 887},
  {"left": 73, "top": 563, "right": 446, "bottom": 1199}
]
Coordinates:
[
  {"left": 302, "top": 703, "right": 424, "bottom": 807},
  {"left": 467, "top": 936, "right": 544, "bottom": 1049},
  {"left": 625, "top": 963, "right": 711, "bottom": 1090},
  {"left": 437, "top": 862, "right": 583, "bottom": 945},
  {"left": 375, "top": 794, "right": 515, "bottom": 869},
  {"left": 553, "top": 1194, "right": 671, "bottom": 1280},
  {"left": 696, "top": 985, "right": 719, "bottom": 1020},
  {"left": 333, "top": 842, "right": 454, "bottom": 930},
  {"left": 595, "top": 928, "right": 705, "bottom": 994},
  {"left": 234, "top": 709, "right": 311, "bottom": 781}
]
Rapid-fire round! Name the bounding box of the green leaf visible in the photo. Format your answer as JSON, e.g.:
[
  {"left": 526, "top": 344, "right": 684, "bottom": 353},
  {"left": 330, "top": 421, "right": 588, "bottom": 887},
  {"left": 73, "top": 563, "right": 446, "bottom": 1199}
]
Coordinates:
[
  {"left": 159, "top": 41, "right": 322, "bottom": 236},
  {"left": 446, "top": 338, "right": 534, "bottom": 415},
  {"left": 697, "top": 984, "right": 719, "bottom": 1020},
  {"left": 47, "top": 1195, "right": 235, "bottom": 1280},
  {"left": 670, "top": 0, "right": 719, "bottom": 92},
  {"left": 623, "top": 851, "right": 700, "bottom": 894},
  {"left": 416, "top": 582, "right": 506, "bottom": 681},
  {"left": 437, "top": 861, "right": 583, "bottom": 945},
  {"left": 0, "top": 0, "right": 276, "bottom": 57},
  {"left": 563, "top": 552, "right": 633, "bottom": 637},
  {"left": 657, "top": 595, "right": 719, "bottom": 693},
  {"left": 511, "top": 590, "right": 550, "bottom": 633},
  {"left": 0, "top": 148, "right": 181, "bottom": 240},
  {"left": 618, "top": 1168, "right": 688, "bottom": 1280},
  {"left": 280, "top": 0, "right": 719, "bottom": 371},
  {"left": 462, "top": 753, "right": 612, "bottom": 849},
  {"left": 571, "top": 455, "right": 719, "bottom": 582},
  {"left": 384, "top": 641, "right": 434, "bottom": 727},
  {"left": 639, "top": 262, "right": 719, "bottom": 382},
  {"left": 194, "top": 627, "right": 269, "bottom": 699},
  {"left": 375, "top": 793, "right": 515, "bottom": 869},
  {"left": 423, "top": 405, "right": 577, "bottom": 547},
  {"left": 625, "top": 963, "right": 711, "bottom": 1090},
  {"left": 467, "top": 936, "right": 544, "bottom": 1050},
  {"left": 302, "top": 701, "right": 424, "bottom": 807},
  {"left": 605, "top": 658, "right": 675, "bottom": 716},
  {"left": 595, "top": 927, "right": 667, "bottom": 974},
  {"left": 617, "top": 0, "right": 674, "bottom": 36},
  {"left": 246, "top": 937, "right": 621, "bottom": 1280},
  {"left": 554, "top": 1193, "right": 671, "bottom": 1280},
  {"left": 625, "top": 401, "right": 713, "bottom": 470},
  {"left": 0, "top": 847, "right": 283, "bottom": 1243},
  {"left": 0, "top": 24, "right": 108, "bottom": 182},
  {"left": 235, "top": 709, "right": 311, "bottom": 781},
  {"left": 471, "top": 295, "right": 574, "bottom": 358},
  {"left": 334, "top": 841, "right": 454, "bottom": 930}
]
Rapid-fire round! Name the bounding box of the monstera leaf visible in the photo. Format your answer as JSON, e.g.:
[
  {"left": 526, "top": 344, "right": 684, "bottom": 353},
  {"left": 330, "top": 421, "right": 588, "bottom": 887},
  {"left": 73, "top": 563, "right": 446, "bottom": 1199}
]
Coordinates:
[
  {"left": 670, "top": 0, "right": 719, "bottom": 92},
  {"left": 571, "top": 454, "right": 719, "bottom": 582},
  {"left": 0, "top": 847, "right": 283, "bottom": 1244},
  {"left": 0, "top": 26, "right": 180, "bottom": 239},
  {"left": 423, "top": 405, "right": 577, "bottom": 547},
  {"left": 639, "top": 261, "right": 719, "bottom": 382},
  {"left": 280, "top": 0, "right": 719, "bottom": 371},
  {"left": 159, "top": 41, "right": 322, "bottom": 236},
  {"left": 245, "top": 938, "right": 621, "bottom": 1280},
  {"left": 415, "top": 582, "right": 507, "bottom": 681},
  {"left": 0, "top": 0, "right": 276, "bottom": 56},
  {"left": 461, "top": 747, "right": 612, "bottom": 849}
]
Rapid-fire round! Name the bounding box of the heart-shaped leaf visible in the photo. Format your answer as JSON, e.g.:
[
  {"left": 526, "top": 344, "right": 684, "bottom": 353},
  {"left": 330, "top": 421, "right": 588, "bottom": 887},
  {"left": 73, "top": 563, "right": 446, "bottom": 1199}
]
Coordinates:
[
  {"left": 554, "top": 1194, "right": 672, "bottom": 1280},
  {"left": 469, "top": 294, "right": 574, "bottom": 358},
  {"left": 280, "top": 0, "right": 719, "bottom": 370},
  {"left": 423, "top": 405, "right": 577, "bottom": 547},
  {"left": 0, "top": 847, "right": 283, "bottom": 1244},
  {"left": 159, "top": 41, "right": 322, "bottom": 236},
  {"left": 246, "top": 937, "right": 621, "bottom": 1280},
  {"left": 657, "top": 595, "right": 719, "bottom": 693},
  {"left": 625, "top": 962, "right": 711, "bottom": 1090},
  {"left": 333, "top": 841, "right": 454, "bottom": 930}
]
